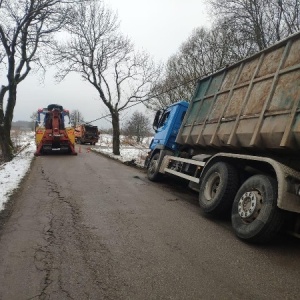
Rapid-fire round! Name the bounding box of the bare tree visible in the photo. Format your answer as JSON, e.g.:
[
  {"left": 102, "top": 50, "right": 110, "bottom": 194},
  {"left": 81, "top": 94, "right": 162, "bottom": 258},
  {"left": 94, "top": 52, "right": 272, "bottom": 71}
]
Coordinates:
[
  {"left": 210, "top": 0, "right": 300, "bottom": 51},
  {"left": 280, "top": 0, "right": 300, "bottom": 34},
  {"left": 30, "top": 111, "right": 38, "bottom": 131},
  {"left": 149, "top": 23, "right": 249, "bottom": 109},
  {"left": 69, "top": 109, "right": 85, "bottom": 127},
  {"left": 53, "top": 1, "right": 161, "bottom": 155},
  {"left": 150, "top": 0, "right": 300, "bottom": 111},
  {"left": 0, "top": 0, "right": 75, "bottom": 162},
  {"left": 123, "top": 111, "right": 152, "bottom": 143}
]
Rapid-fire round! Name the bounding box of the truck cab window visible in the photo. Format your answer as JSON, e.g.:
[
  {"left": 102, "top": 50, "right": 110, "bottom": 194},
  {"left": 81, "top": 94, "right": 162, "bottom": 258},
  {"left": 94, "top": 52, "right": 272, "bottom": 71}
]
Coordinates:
[{"left": 159, "top": 112, "right": 170, "bottom": 128}]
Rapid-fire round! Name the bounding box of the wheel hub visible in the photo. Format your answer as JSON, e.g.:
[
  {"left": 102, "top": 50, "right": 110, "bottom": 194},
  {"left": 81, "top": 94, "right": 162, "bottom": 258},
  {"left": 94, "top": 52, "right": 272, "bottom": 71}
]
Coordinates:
[
  {"left": 204, "top": 173, "right": 220, "bottom": 200},
  {"left": 238, "top": 191, "right": 262, "bottom": 221}
]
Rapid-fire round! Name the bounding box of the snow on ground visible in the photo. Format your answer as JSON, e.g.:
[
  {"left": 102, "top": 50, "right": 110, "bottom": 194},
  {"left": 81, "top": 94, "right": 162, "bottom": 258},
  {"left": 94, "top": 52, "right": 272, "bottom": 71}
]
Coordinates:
[
  {"left": 0, "top": 133, "right": 152, "bottom": 212},
  {"left": 0, "top": 135, "right": 35, "bottom": 211},
  {"left": 93, "top": 134, "right": 151, "bottom": 167}
]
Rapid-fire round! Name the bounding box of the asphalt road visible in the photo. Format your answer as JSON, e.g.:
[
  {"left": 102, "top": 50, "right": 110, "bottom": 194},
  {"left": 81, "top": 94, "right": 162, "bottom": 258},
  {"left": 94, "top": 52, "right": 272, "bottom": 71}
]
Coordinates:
[{"left": 0, "top": 146, "right": 300, "bottom": 300}]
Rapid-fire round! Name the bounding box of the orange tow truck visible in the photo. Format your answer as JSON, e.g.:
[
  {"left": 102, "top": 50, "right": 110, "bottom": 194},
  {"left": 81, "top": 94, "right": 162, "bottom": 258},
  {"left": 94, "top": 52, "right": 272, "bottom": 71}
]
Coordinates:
[{"left": 34, "top": 104, "right": 77, "bottom": 155}]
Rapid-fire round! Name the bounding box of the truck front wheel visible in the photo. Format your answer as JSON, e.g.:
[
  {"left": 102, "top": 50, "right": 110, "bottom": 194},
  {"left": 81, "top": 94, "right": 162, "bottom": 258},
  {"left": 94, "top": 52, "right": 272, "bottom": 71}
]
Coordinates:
[
  {"left": 199, "top": 162, "right": 239, "bottom": 217},
  {"left": 147, "top": 153, "right": 162, "bottom": 182},
  {"left": 231, "top": 175, "right": 285, "bottom": 243}
]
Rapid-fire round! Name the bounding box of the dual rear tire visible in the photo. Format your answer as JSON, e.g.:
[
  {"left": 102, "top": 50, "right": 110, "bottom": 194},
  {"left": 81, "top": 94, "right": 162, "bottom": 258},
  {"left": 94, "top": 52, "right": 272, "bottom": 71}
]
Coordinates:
[
  {"left": 199, "top": 162, "right": 239, "bottom": 217},
  {"left": 198, "top": 162, "right": 285, "bottom": 243}
]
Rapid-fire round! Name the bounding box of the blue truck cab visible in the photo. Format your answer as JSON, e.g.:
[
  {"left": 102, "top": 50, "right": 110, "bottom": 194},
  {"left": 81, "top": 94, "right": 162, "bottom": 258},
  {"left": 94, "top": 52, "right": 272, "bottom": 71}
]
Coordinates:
[{"left": 147, "top": 101, "right": 188, "bottom": 165}]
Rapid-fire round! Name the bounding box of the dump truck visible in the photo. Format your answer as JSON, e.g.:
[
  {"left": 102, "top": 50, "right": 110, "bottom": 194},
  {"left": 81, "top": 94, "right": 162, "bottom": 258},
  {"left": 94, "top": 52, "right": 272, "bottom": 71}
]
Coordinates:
[
  {"left": 145, "top": 31, "right": 300, "bottom": 243},
  {"left": 35, "top": 104, "right": 77, "bottom": 155},
  {"left": 74, "top": 124, "right": 99, "bottom": 145}
]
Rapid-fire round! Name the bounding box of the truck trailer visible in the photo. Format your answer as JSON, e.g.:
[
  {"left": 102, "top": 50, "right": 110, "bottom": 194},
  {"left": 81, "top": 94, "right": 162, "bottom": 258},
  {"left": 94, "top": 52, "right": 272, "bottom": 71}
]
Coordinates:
[
  {"left": 145, "top": 31, "right": 300, "bottom": 243},
  {"left": 75, "top": 124, "right": 99, "bottom": 145}
]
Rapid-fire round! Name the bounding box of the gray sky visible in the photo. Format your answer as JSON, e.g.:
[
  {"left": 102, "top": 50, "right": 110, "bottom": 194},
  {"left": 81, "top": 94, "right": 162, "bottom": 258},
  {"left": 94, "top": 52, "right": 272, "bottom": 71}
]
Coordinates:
[{"left": 12, "top": 0, "right": 210, "bottom": 129}]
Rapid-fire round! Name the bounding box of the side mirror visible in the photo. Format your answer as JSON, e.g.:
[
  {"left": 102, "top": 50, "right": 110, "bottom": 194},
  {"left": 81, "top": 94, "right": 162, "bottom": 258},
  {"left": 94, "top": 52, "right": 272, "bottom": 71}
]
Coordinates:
[{"left": 152, "top": 110, "right": 161, "bottom": 132}]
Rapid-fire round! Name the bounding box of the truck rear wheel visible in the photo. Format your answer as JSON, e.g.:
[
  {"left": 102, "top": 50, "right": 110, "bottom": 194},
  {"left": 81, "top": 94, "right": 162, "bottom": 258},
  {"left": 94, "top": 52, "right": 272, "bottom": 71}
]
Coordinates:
[
  {"left": 231, "top": 175, "right": 285, "bottom": 243},
  {"left": 147, "top": 153, "right": 162, "bottom": 182},
  {"left": 199, "top": 162, "right": 239, "bottom": 217}
]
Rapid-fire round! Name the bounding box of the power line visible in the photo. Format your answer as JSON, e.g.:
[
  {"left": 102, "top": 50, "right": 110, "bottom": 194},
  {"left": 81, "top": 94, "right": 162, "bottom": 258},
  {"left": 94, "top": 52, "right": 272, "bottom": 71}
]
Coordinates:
[{"left": 85, "top": 76, "right": 199, "bottom": 125}]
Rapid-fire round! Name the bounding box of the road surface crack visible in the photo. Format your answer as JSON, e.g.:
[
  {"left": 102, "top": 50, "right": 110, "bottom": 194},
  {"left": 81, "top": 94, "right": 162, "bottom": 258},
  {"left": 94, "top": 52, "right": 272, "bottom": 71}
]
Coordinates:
[{"left": 32, "top": 166, "right": 120, "bottom": 299}]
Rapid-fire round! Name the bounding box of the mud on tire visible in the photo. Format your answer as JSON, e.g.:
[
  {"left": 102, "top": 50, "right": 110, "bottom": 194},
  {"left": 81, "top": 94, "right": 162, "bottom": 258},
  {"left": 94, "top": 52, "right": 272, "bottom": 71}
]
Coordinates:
[
  {"left": 147, "top": 153, "right": 162, "bottom": 182},
  {"left": 199, "top": 162, "right": 239, "bottom": 217}
]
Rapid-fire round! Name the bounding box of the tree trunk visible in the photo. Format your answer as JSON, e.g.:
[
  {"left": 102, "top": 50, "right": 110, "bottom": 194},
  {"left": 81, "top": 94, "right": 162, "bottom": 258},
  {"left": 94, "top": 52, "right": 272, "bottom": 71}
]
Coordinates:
[
  {"left": 0, "top": 85, "right": 17, "bottom": 162},
  {"left": 111, "top": 111, "right": 120, "bottom": 155},
  {"left": 0, "top": 126, "right": 13, "bottom": 162}
]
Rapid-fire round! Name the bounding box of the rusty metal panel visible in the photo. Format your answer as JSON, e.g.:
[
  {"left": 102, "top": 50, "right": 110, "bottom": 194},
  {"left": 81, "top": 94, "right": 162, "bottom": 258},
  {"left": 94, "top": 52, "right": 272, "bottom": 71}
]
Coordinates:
[
  {"left": 221, "top": 67, "right": 239, "bottom": 91},
  {"left": 178, "top": 31, "right": 300, "bottom": 152},
  {"left": 208, "top": 92, "right": 229, "bottom": 121},
  {"left": 224, "top": 86, "right": 248, "bottom": 118},
  {"left": 284, "top": 38, "right": 300, "bottom": 68},
  {"left": 269, "top": 71, "right": 300, "bottom": 112},
  {"left": 244, "top": 79, "right": 273, "bottom": 115},
  {"left": 237, "top": 59, "right": 258, "bottom": 85},
  {"left": 257, "top": 46, "right": 284, "bottom": 78}
]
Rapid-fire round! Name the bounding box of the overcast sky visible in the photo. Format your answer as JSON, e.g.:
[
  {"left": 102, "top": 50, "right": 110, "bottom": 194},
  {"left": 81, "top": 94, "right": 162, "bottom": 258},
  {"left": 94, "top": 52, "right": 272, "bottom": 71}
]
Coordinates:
[{"left": 12, "top": 0, "right": 210, "bottom": 129}]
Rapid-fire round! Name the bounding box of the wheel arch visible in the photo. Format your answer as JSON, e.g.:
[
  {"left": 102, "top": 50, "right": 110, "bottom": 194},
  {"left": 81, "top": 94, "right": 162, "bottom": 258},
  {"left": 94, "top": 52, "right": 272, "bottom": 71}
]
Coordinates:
[
  {"left": 145, "top": 145, "right": 174, "bottom": 168},
  {"left": 202, "top": 153, "right": 300, "bottom": 213}
]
